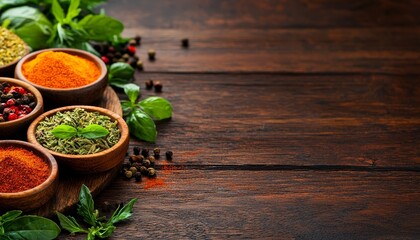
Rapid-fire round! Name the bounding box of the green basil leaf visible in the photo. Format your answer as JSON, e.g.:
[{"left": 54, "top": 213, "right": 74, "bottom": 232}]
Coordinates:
[
  {"left": 65, "top": 0, "right": 81, "bottom": 22},
  {"left": 123, "top": 83, "right": 140, "bottom": 104},
  {"left": 109, "top": 62, "right": 135, "bottom": 80},
  {"left": 2, "top": 216, "right": 61, "bottom": 240},
  {"left": 14, "top": 21, "right": 51, "bottom": 50},
  {"left": 79, "top": 124, "right": 109, "bottom": 139},
  {"left": 51, "top": 124, "right": 77, "bottom": 139},
  {"left": 79, "top": 0, "right": 107, "bottom": 11},
  {"left": 77, "top": 184, "right": 96, "bottom": 226},
  {"left": 126, "top": 109, "right": 157, "bottom": 142},
  {"left": 121, "top": 100, "right": 133, "bottom": 117},
  {"left": 108, "top": 198, "right": 137, "bottom": 225},
  {"left": 0, "top": 210, "right": 22, "bottom": 223},
  {"left": 78, "top": 14, "right": 123, "bottom": 41},
  {"left": 51, "top": 0, "right": 65, "bottom": 22},
  {"left": 56, "top": 212, "right": 87, "bottom": 234},
  {"left": 96, "top": 224, "right": 116, "bottom": 238},
  {"left": 0, "top": 6, "right": 52, "bottom": 29},
  {"left": 139, "top": 96, "right": 173, "bottom": 120},
  {"left": 0, "top": 0, "right": 34, "bottom": 11},
  {"left": 109, "top": 78, "right": 131, "bottom": 89}
]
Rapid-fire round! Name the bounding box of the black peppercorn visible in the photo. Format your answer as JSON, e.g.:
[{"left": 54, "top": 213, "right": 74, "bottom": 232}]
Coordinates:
[
  {"left": 143, "top": 159, "right": 151, "bottom": 168},
  {"left": 165, "top": 151, "right": 173, "bottom": 160},
  {"left": 124, "top": 170, "right": 133, "bottom": 179},
  {"left": 129, "top": 39, "right": 137, "bottom": 46},
  {"left": 153, "top": 148, "right": 160, "bottom": 158},
  {"left": 154, "top": 81, "right": 163, "bottom": 92},
  {"left": 28, "top": 102, "right": 36, "bottom": 110},
  {"left": 141, "top": 148, "right": 149, "bottom": 157},
  {"left": 129, "top": 167, "right": 138, "bottom": 175},
  {"left": 129, "top": 155, "right": 141, "bottom": 163},
  {"left": 134, "top": 35, "right": 141, "bottom": 45},
  {"left": 145, "top": 80, "right": 153, "bottom": 90},
  {"left": 133, "top": 146, "right": 141, "bottom": 155},
  {"left": 148, "top": 168, "right": 156, "bottom": 178},
  {"left": 122, "top": 162, "right": 131, "bottom": 170},
  {"left": 139, "top": 166, "right": 148, "bottom": 175},
  {"left": 148, "top": 49, "right": 156, "bottom": 61},
  {"left": 134, "top": 172, "right": 142, "bottom": 182},
  {"left": 132, "top": 162, "right": 142, "bottom": 170},
  {"left": 181, "top": 38, "right": 189, "bottom": 48},
  {"left": 136, "top": 60, "right": 144, "bottom": 71},
  {"left": 148, "top": 156, "right": 155, "bottom": 166}
]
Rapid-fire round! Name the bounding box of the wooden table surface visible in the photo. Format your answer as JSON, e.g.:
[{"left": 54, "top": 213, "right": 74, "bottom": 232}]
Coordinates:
[{"left": 60, "top": 0, "right": 420, "bottom": 239}]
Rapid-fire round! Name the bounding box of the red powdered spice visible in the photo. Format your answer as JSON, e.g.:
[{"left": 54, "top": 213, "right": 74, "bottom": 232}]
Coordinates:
[
  {"left": 0, "top": 146, "right": 49, "bottom": 193},
  {"left": 143, "top": 178, "right": 165, "bottom": 190}
]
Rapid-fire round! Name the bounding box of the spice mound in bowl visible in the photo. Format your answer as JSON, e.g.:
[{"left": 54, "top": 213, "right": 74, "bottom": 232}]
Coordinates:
[
  {"left": 0, "top": 140, "right": 58, "bottom": 211},
  {"left": 0, "top": 77, "right": 43, "bottom": 139},
  {"left": 0, "top": 27, "right": 28, "bottom": 76},
  {"left": 15, "top": 48, "right": 108, "bottom": 107},
  {"left": 27, "top": 105, "right": 130, "bottom": 173}
]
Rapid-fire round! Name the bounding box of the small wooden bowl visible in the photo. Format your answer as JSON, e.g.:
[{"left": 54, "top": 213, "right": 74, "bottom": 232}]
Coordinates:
[
  {"left": 27, "top": 105, "right": 129, "bottom": 173},
  {"left": 15, "top": 48, "right": 108, "bottom": 107},
  {"left": 0, "top": 140, "right": 58, "bottom": 211},
  {"left": 0, "top": 77, "right": 44, "bottom": 139}
]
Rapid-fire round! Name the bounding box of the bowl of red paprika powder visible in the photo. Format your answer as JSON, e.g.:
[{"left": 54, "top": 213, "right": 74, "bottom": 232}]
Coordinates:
[
  {"left": 15, "top": 48, "right": 108, "bottom": 107},
  {"left": 0, "top": 140, "right": 58, "bottom": 211},
  {"left": 0, "top": 77, "right": 44, "bottom": 139}
]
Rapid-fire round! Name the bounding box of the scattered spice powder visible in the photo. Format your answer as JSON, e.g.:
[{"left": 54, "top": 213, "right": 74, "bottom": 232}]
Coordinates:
[
  {"left": 22, "top": 51, "right": 100, "bottom": 88},
  {"left": 143, "top": 178, "right": 165, "bottom": 190},
  {"left": 0, "top": 146, "right": 49, "bottom": 193}
]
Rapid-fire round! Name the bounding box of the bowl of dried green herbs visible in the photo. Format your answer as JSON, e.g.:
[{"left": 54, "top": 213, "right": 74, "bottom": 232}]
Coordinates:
[
  {"left": 27, "top": 105, "right": 129, "bottom": 173},
  {"left": 0, "top": 27, "right": 29, "bottom": 77}
]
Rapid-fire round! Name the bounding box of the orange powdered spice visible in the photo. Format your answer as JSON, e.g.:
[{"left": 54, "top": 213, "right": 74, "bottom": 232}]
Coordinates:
[
  {"left": 0, "top": 147, "right": 49, "bottom": 193},
  {"left": 143, "top": 178, "right": 166, "bottom": 190},
  {"left": 22, "top": 51, "right": 100, "bottom": 88}
]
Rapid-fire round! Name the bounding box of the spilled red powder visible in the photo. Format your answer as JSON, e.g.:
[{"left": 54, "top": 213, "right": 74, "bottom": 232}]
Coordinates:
[{"left": 143, "top": 178, "right": 165, "bottom": 190}]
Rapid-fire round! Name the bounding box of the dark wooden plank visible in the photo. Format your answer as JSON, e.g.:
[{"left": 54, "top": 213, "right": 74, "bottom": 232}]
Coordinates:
[
  {"left": 117, "top": 73, "right": 420, "bottom": 167},
  {"left": 105, "top": 0, "right": 420, "bottom": 29},
  {"left": 116, "top": 28, "right": 420, "bottom": 74},
  {"left": 58, "top": 170, "right": 420, "bottom": 239}
]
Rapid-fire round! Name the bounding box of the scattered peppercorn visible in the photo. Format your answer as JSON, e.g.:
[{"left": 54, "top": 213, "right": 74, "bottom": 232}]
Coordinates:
[
  {"left": 132, "top": 162, "right": 142, "bottom": 171},
  {"left": 153, "top": 148, "right": 160, "bottom": 158},
  {"left": 134, "top": 35, "right": 141, "bottom": 45},
  {"left": 136, "top": 60, "right": 144, "bottom": 71},
  {"left": 148, "top": 156, "right": 155, "bottom": 166},
  {"left": 129, "top": 155, "right": 141, "bottom": 163},
  {"left": 133, "top": 146, "right": 141, "bottom": 155},
  {"left": 129, "top": 39, "right": 137, "bottom": 46},
  {"left": 154, "top": 81, "right": 163, "bottom": 92},
  {"left": 181, "top": 38, "right": 189, "bottom": 48},
  {"left": 139, "top": 166, "right": 148, "bottom": 175},
  {"left": 124, "top": 170, "right": 133, "bottom": 179},
  {"left": 129, "top": 167, "right": 138, "bottom": 175},
  {"left": 148, "top": 168, "right": 156, "bottom": 178},
  {"left": 148, "top": 49, "right": 156, "bottom": 61},
  {"left": 143, "top": 159, "right": 151, "bottom": 168},
  {"left": 166, "top": 151, "right": 173, "bottom": 160},
  {"left": 145, "top": 80, "right": 153, "bottom": 90},
  {"left": 134, "top": 172, "right": 142, "bottom": 182},
  {"left": 141, "top": 148, "right": 149, "bottom": 157}
]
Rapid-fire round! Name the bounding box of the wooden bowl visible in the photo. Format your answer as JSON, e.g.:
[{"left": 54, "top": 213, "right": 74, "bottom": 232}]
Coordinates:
[
  {"left": 0, "top": 45, "right": 29, "bottom": 77},
  {"left": 27, "top": 105, "right": 130, "bottom": 173},
  {"left": 0, "top": 140, "right": 58, "bottom": 211},
  {"left": 15, "top": 48, "right": 108, "bottom": 107},
  {"left": 0, "top": 77, "right": 44, "bottom": 139}
]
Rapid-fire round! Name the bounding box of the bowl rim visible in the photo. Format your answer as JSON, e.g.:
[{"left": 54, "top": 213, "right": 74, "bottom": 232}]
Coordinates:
[
  {"left": 0, "top": 140, "right": 58, "bottom": 197},
  {"left": 27, "top": 105, "right": 129, "bottom": 159},
  {"left": 15, "top": 48, "right": 107, "bottom": 91},
  {"left": 0, "top": 77, "right": 43, "bottom": 126}
]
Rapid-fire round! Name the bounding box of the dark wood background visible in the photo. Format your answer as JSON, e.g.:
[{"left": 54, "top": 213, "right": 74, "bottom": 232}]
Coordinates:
[{"left": 60, "top": 0, "right": 420, "bottom": 239}]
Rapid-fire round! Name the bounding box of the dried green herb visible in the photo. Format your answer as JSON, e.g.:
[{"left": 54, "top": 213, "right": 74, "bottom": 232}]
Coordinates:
[
  {"left": 0, "top": 26, "right": 26, "bottom": 66},
  {"left": 35, "top": 108, "right": 120, "bottom": 155}
]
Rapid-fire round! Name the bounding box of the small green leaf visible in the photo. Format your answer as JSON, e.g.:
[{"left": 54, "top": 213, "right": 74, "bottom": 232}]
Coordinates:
[
  {"left": 78, "top": 124, "right": 109, "bottom": 139},
  {"left": 139, "top": 96, "right": 173, "bottom": 120},
  {"left": 96, "top": 224, "right": 116, "bottom": 238},
  {"left": 109, "top": 62, "right": 135, "bottom": 80},
  {"left": 66, "top": 0, "right": 81, "bottom": 22},
  {"left": 78, "top": 14, "right": 123, "bottom": 41},
  {"left": 109, "top": 78, "right": 131, "bottom": 89},
  {"left": 56, "top": 212, "right": 87, "bottom": 234},
  {"left": 2, "top": 215, "right": 61, "bottom": 240},
  {"left": 51, "top": 124, "right": 77, "bottom": 139},
  {"left": 121, "top": 100, "right": 134, "bottom": 117},
  {"left": 51, "top": 0, "right": 65, "bottom": 22},
  {"left": 77, "top": 184, "right": 96, "bottom": 226},
  {"left": 109, "top": 198, "right": 137, "bottom": 225},
  {"left": 0, "top": 6, "right": 52, "bottom": 29},
  {"left": 126, "top": 109, "right": 157, "bottom": 142},
  {"left": 0, "top": 210, "right": 22, "bottom": 223},
  {"left": 124, "top": 83, "right": 140, "bottom": 104}
]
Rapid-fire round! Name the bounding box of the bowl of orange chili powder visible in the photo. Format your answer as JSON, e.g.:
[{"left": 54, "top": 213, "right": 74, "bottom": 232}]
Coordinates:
[
  {"left": 0, "top": 140, "right": 58, "bottom": 211},
  {"left": 15, "top": 48, "right": 108, "bottom": 107}
]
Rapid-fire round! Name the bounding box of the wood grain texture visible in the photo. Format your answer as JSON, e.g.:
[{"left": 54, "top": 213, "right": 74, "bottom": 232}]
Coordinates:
[
  {"left": 30, "top": 87, "right": 123, "bottom": 217},
  {"left": 58, "top": 170, "right": 420, "bottom": 239},
  {"left": 105, "top": 0, "right": 420, "bottom": 29},
  {"left": 117, "top": 73, "right": 420, "bottom": 167}
]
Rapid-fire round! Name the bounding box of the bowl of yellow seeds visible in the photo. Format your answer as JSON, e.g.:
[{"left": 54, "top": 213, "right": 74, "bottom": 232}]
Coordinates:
[{"left": 0, "top": 27, "right": 29, "bottom": 77}]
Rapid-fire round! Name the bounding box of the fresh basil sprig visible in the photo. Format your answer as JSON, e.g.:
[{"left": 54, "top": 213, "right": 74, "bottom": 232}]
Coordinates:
[
  {"left": 108, "top": 62, "right": 135, "bottom": 88},
  {"left": 57, "top": 184, "right": 137, "bottom": 240},
  {"left": 51, "top": 124, "right": 109, "bottom": 139},
  {"left": 0, "top": 210, "right": 60, "bottom": 240},
  {"left": 121, "top": 83, "right": 173, "bottom": 142}
]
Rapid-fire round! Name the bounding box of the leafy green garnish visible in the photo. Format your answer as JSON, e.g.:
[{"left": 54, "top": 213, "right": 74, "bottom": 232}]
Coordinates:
[
  {"left": 51, "top": 124, "right": 109, "bottom": 139},
  {"left": 108, "top": 62, "right": 135, "bottom": 88},
  {"left": 57, "top": 184, "right": 137, "bottom": 240}
]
